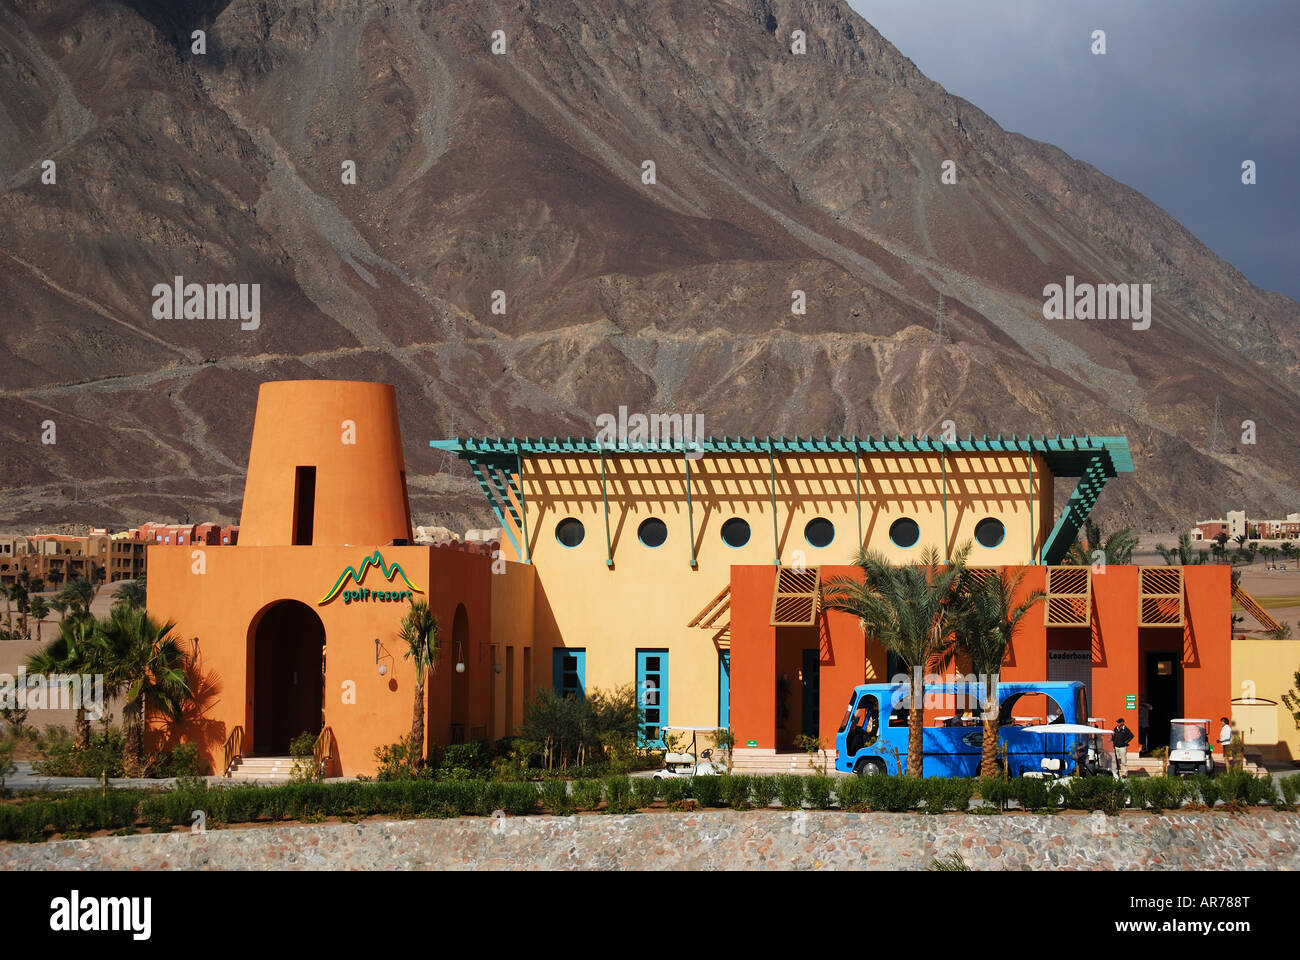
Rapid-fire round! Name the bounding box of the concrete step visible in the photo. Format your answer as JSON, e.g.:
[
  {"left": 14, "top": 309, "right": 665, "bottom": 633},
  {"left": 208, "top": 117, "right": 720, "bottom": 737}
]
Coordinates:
[{"left": 226, "top": 756, "right": 298, "bottom": 781}]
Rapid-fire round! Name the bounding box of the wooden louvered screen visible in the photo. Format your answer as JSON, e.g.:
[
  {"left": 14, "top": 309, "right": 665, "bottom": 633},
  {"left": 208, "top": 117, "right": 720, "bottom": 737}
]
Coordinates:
[
  {"left": 1045, "top": 566, "right": 1091, "bottom": 627},
  {"left": 1138, "top": 566, "right": 1184, "bottom": 627},
  {"left": 688, "top": 584, "right": 731, "bottom": 630},
  {"left": 770, "top": 566, "right": 821, "bottom": 627},
  {"left": 1232, "top": 581, "right": 1282, "bottom": 632}
]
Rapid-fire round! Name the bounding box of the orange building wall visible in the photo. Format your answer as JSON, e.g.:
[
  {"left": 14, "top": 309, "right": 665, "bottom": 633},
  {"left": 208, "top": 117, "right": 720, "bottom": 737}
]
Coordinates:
[
  {"left": 729, "top": 563, "right": 1232, "bottom": 751},
  {"left": 147, "top": 544, "right": 502, "bottom": 776}
]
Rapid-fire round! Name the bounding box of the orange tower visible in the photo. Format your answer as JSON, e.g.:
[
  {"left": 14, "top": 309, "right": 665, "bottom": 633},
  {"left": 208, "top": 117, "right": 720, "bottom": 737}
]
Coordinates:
[{"left": 238, "top": 380, "right": 413, "bottom": 547}]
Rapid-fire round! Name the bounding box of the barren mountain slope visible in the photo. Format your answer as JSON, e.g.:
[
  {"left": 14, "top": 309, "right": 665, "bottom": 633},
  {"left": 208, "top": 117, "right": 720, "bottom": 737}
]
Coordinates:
[{"left": 0, "top": 0, "right": 1295, "bottom": 533}]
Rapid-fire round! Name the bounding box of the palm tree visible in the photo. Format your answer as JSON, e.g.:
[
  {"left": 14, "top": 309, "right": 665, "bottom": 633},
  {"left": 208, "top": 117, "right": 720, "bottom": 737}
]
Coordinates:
[
  {"left": 1064, "top": 520, "right": 1138, "bottom": 566},
  {"left": 95, "top": 605, "right": 192, "bottom": 774},
  {"left": 0, "top": 582, "right": 11, "bottom": 635},
  {"left": 1156, "top": 533, "right": 1201, "bottom": 566},
  {"left": 55, "top": 577, "right": 94, "bottom": 622},
  {"left": 28, "top": 596, "right": 49, "bottom": 642},
  {"left": 824, "top": 543, "right": 972, "bottom": 777},
  {"left": 111, "top": 578, "right": 147, "bottom": 611},
  {"left": 26, "top": 616, "right": 98, "bottom": 749},
  {"left": 89, "top": 563, "right": 106, "bottom": 596},
  {"left": 45, "top": 568, "right": 63, "bottom": 589},
  {"left": 946, "top": 568, "right": 1045, "bottom": 777},
  {"left": 8, "top": 582, "right": 29, "bottom": 640},
  {"left": 399, "top": 599, "right": 440, "bottom": 769}
]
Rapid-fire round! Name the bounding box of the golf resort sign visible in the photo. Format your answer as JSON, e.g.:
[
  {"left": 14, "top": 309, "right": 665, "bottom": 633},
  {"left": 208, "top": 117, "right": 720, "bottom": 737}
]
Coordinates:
[{"left": 320, "top": 550, "right": 424, "bottom": 606}]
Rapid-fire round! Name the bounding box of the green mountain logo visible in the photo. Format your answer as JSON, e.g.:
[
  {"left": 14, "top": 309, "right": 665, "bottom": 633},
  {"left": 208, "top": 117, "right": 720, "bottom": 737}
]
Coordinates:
[{"left": 319, "top": 550, "right": 424, "bottom": 604}]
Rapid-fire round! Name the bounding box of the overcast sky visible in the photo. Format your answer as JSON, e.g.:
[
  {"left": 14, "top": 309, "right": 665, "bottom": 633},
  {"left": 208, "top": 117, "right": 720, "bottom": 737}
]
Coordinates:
[{"left": 849, "top": 0, "right": 1299, "bottom": 301}]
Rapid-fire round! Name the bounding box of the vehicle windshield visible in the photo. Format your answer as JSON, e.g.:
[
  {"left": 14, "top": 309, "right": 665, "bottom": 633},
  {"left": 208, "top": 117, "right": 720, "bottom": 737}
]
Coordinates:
[
  {"left": 838, "top": 699, "right": 856, "bottom": 734},
  {"left": 1171, "top": 722, "right": 1209, "bottom": 749}
]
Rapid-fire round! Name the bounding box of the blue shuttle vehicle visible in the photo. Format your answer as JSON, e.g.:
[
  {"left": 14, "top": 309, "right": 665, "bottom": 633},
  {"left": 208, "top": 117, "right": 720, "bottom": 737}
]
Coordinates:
[{"left": 835, "top": 680, "right": 1094, "bottom": 777}]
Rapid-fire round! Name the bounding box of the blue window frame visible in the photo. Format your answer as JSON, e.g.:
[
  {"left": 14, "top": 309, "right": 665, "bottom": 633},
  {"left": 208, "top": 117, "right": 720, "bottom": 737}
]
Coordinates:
[
  {"left": 553, "top": 648, "right": 586, "bottom": 699},
  {"left": 718, "top": 651, "right": 730, "bottom": 728},
  {"left": 637, "top": 649, "right": 668, "bottom": 748}
]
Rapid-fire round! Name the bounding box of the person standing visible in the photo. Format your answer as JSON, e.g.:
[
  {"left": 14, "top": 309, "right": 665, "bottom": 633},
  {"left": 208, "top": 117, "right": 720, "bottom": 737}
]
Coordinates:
[
  {"left": 1218, "top": 716, "right": 1234, "bottom": 767},
  {"left": 1112, "top": 718, "right": 1134, "bottom": 778},
  {"left": 1138, "top": 700, "right": 1152, "bottom": 755}
]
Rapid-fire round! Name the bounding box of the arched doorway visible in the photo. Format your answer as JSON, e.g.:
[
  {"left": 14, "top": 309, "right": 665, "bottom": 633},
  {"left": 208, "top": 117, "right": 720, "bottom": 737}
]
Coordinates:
[
  {"left": 450, "top": 604, "right": 469, "bottom": 743},
  {"left": 250, "top": 600, "right": 325, "bottom": 755}
]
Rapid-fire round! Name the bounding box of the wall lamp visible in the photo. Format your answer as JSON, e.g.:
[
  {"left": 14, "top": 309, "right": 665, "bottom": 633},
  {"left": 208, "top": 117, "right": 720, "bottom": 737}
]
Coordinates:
[{"left": 375, "top": 638, "right": 388, "bottom": 677}]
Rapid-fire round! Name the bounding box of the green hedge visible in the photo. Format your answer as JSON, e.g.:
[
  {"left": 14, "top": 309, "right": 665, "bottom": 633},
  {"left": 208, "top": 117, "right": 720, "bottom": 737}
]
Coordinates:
[{"left": 2, "top": 770, "right": 1293, "bottom": 842}]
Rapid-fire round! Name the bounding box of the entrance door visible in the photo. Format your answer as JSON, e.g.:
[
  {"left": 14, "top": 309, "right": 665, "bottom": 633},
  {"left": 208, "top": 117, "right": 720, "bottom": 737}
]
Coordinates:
[
  {"left": 637, "top": 649, "right": 668, "bottom": 748},
  {"left": 801, "top": 648, "right": 820, "bottom": 739},
  {"left": 251, "top": 600, "right": 325, "bottom": 755},
  {"left": 1143, "top": 652, "right": 1182, "bottom": 750}
]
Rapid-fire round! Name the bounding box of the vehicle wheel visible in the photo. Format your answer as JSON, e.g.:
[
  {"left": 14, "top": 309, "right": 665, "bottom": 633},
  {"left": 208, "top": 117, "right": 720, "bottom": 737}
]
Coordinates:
[{"left": 855, "top": 758, "right": 885, "bottom": 777}]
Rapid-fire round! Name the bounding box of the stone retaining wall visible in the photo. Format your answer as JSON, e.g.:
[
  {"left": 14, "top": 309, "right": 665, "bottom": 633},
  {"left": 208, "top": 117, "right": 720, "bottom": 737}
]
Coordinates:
[{"left": 3, "top": 810, "right": 1297, "bottom": 870}]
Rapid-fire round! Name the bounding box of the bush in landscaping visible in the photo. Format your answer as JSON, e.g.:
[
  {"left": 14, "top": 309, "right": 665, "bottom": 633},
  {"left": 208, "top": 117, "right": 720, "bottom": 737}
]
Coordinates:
[
  {"left": 924, "top": 777, "right": 974, "bottom": 814},
  {"left": 572, "top": 778, "right": 603, "bottom": 811},
  {"left": 1010, "top": 776, "right": 1059, "bottom": 812},
  {"left": 775, "top": 774, "right": 805, "bottom": 809},
  {"left": 441, "top": 741, "right": 493, "bottom": 778},
  {"left": 34, "top": 727, "right": 126, "bottom": 778},
  {"left": 1129, "top": 776, "right": 1187, "bottom": 811},
  {"left": 805, "top": 775, "right": 834, "bottom": 810},
  {"left": 151, "top": 743, "right": 209, "bottom": 779},
  {"left": 518, "top": 684, "right": 643, "bottom": 771},
  {"left": 631, "top": 776, "right": 658, "bottom": 809},
  {"left": 750, "top": 775, "right": 778, "bottom": 809},
  {"left": 690, "top": 774, "right": 723, "bottom": 808},
  {"left": 1192, "top": 773, "right": 1219, "bottom": 808},
  {"left": 1058, "top": 776, "right": 1127, "bottom": 813},
  {"left": 1215, "top": 770, "right": 1277, "bottom": 807},
  {"left": 540, "top": 778, "right": 573, "bottom": 815},
  {"left": 658, "top": 777, "right": 688, "bottom": 806},
  {"left": 602, "top": 775, "right": 636, "bottom": 814},
  {"left": 976, "top": 776, "right": 1013, "bottom": 811},
  {"left": 373, "top": 737, "right": 418, "bottom": 781},
  {"left": 1279, "top": 773, "right": 1300, "bottom": 809},
  {"left": 863, "top": 774, "right": 923, "bottom": 812},
  {"left": 720, "top": 774, "right": 752, "bottom": 810},
  {"left": 835, "top": 775, "right": 867, "bottom": 811},
  {"left": 500, "top": 782, "right": 538, "bottom": 816}
]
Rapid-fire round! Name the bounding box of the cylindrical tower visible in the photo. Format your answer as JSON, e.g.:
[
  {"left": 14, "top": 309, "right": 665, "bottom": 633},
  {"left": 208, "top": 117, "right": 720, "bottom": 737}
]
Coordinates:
[{"left": 238, "top": 381, "right": 413, "bottom": 546}]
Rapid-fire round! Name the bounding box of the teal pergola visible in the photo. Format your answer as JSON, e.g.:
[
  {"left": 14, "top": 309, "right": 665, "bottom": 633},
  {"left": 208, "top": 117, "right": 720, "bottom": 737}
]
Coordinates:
[{"left": 429, "top": 434, "right": 1133, "bottom": 566}]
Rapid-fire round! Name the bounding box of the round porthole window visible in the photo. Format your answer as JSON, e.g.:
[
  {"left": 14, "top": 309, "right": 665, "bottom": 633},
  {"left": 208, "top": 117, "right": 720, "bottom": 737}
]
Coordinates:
[
  {"left": 804, "top": 517, "right": 835, "bottom": 548},
  {"left": 974, "top": 517, "right": 1006, "bottom": 548},
  {"left": 638, "top": 518, "right": 668, "bottom": 547},
  {"left": 555, "top": 518, "right": 585, "bottom": 548},
  {"left": 889, "top": 517, "right": 920, "bottom": 549},
  {"left": 720, "top": 518, "right": 751, "bottom": 548}
]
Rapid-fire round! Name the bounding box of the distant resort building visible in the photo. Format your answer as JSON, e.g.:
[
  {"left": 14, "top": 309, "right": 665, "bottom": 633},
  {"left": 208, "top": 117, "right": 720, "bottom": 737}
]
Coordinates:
[
  {"left": 137, "top": 379, "right": 1269, "bottom": 776},
  {"left": 1192, "top": 510, "right": 1300, "bottom": 541}
]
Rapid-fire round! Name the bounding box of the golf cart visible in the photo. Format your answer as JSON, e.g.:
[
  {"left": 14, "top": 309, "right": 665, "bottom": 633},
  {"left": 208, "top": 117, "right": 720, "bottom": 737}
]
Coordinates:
[
  {"left": 1020, "top": 724, "right": 1115, "bottom": 778},
  {"left": 653, "top": 726, "right": 724, "bottom": 780},
  {"left": 1168, "top": 718, "right": 1215, "bottom": 776}
]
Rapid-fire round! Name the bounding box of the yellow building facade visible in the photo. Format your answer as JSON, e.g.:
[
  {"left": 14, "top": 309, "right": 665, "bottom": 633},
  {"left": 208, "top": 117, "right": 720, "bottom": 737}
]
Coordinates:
[{"left": 432, "top": 435, "right": 1128, "bottom": 743}]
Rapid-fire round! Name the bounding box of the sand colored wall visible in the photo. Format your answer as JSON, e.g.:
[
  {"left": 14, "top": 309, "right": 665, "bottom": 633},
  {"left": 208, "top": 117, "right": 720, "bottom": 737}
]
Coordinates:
[
  {"left": 507, "top": 450, "right": 1053, "bottom": 732},
  {"left": 1232, "top": 637, "right": 1300, "bottom": 762},
  {"left": 490, "top": 562, "right": 536, "bottom": 737},
  {"left": 238, "top": 380, "right": 412, "bottom": 547}
]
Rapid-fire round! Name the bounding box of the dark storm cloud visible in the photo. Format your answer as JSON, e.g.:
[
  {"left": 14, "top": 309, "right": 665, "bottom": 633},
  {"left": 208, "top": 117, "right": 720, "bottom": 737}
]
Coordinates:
[{"left": 849, "top": 0, "right": 1299, "bottom": 299}]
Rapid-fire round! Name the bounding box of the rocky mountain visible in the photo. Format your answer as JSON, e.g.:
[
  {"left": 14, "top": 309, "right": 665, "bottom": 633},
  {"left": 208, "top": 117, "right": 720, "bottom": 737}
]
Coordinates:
[{"left": 1, "top": 0, "right": 1297, "bottom": 534}]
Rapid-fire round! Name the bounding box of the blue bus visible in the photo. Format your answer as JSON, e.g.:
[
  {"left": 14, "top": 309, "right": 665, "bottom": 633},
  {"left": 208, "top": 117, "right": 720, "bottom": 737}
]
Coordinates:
[{"left": 834, "top": 680, "right": 1093, "bottom": 777}]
